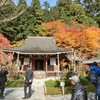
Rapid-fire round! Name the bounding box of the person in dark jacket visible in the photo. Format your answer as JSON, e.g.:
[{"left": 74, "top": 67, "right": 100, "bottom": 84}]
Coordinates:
[
  {"left": 0, "top": 69, "right": 3, "bottom": 99},
  {"left": 69, "top": 75, "right": 87, "bottom": 100},
  {"left": 0, "top": 65, "right": 8, "bottom": 99},
  {"left": 22, "top": 65, "right": 33, "bottom": 99},
  {"left": 90, "top": 61, "right": 100, "bottom": 100}
]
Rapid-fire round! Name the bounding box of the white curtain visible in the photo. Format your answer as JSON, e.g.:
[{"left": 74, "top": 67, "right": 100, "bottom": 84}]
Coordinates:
[
  {"left": 24, "top": 58, "right": 29, "bottom": 65},
  {"left": 50, "top": 58, "right": 56, "bottom": 65}
]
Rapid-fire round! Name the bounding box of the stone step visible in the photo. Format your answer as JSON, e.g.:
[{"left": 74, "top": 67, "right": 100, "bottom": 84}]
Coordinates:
[{"left": 34, "top": 71, "right": 45, "bottom": 78}]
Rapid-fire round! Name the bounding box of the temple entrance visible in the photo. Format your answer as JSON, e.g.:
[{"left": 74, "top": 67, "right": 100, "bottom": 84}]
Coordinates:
[{"left": 35, "top": 59, "right": 44, "bottom": 70}]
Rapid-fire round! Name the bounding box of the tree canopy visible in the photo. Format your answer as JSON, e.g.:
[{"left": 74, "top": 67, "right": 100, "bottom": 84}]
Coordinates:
[
  {"left": 44, "top": 21, "right": 100, "bottom": 59},
  {"left": 0, "top": 0, "right": 100, "bottom": 59}
]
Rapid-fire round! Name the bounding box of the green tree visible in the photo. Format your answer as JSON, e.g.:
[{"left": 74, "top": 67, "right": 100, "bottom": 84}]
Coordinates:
[
  {"left": 0, "top": 0, "right": 16, "bottom": 41},
  {"left": 0, "top": 0, "right": 16, "bottom": 21},
  {"left": 0, "top": 0, "right": 29, "bottom": 42},
  {"left": 79, "top": 0, "right": 99, "bottom": 27},
  {"left": 0, "top": 0, "right": 27, "bottom": 22},
  {"left": 57, "top": 0, "right": 72, "bottom": 16},
  {"left": 42, "top": 1, "right": 60, "bottom": 22},
  {"left": 56, "top": 0, "right": 98, "bottom": 27},
  {"left": 69, "top": 3, "right": 95, "bottom": 26},
  {"left": 49, "top": 6, "right": 59, "bottom": 21},
  {"left": 0, "top": 0, "right": 45, "bottom": 43},
  {"left": 42, "top": 1, "right": 51, "bottom": 22},
  {"left": 27, "top": 0, "right": 44, "bottom": 36},
  {"left": 57, "top": 0, "right": 75, "bottom": 26},
  {"left": 17, "top": 0, "right": 27, "bottom": 9},
  {"left": 42, "top": 1, "right": 50, "bottom": 10}
]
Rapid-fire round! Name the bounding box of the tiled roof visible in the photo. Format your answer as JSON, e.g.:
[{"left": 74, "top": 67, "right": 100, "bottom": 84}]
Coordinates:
[
  {"left": 3, "top": 36, "right": 71, "bottom": 54},
  {"left": 82, "top": 59, "right": 100, "bottom": 64}
]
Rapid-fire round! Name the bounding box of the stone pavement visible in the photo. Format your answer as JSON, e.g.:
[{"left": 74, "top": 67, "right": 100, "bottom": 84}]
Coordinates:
[{"left": 2, "top": 78, "right": 95, "bottom": 100}]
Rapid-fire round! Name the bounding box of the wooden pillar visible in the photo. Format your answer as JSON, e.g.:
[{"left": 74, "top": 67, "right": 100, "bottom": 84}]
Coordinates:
[
  {"left": 45, "top": 55, "right": 47, "bottom": 78},
  {"left": 57, "top": 53, "right": 60, "bottom": 79},
  {"left": 16, "top": 52, "right": 20, "bottom": 77},
  {"left": 30, "top": 62, "right": 32, "bottom": 70},
  {"left": 21, "top": 65, "right": 24, "bottom": 71},
  {"left": 29, "top": 55, "right": 32, "bottom": 70}
]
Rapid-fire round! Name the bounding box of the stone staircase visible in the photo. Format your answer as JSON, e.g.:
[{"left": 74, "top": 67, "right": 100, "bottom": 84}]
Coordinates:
[{"left": 34, "top": 71, "right": 46, "bottom": 78}]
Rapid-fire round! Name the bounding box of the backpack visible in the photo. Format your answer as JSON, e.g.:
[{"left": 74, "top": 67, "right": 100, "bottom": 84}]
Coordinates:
[{"left": 90, "top": 70, "right": 98, "bottom": 85}]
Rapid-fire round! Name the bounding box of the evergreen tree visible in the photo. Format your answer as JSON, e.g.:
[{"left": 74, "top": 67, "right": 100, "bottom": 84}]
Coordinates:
[
  {"left": 0, "top": 0, "right": 17, "bottom": 41},
  {"left": 27, "top": 0, "right": 43, "bottom": 36},
  {"left": 56, "top": 0, "right": 98, "bottom": 26},
  {"left": 80, "top": 0, "right": 100, "bottom": 27},
  {"left": 57, "top": 0, "right": 74, "bottom": 26},
  {"left": 8, "top": 0, "right": 44, "bottom": 42},
  {"left": 0, "top": 0, "right": 16, "bottom": 21},
  {"left": 42, "top": 1, "right": 51, "bottom": 22},
  {"left": 49, "top": 6, "right": 59, "bottom": 21},
  {"left": 17, "top": 0, "right": 27, "bottom": 9},
  {"left": 42, "top": 1, "right": 50, "bottom": 10},
  {"left": 0, "top": 0, "right": 27, "bottom": 22}
]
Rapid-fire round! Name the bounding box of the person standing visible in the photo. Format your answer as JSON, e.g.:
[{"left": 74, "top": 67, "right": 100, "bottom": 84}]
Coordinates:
[
  {"left": 22, "top": 65, "right": 33, "bottom": 99},
  {"left": 0, "top": 65, "right": 8, "bottom": 99},
  {"left": 90, "top": 61, "right": 100, "bottom": 100},
  {"left": 0, "top": 69, "right": 3, "bottom": 99},
  {"left": 69, "top": 75, "right": 87, "bottom": 100}
]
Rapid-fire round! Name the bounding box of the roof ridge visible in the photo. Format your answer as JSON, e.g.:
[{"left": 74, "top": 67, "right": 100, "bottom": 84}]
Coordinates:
[{"left": 27, "top": 36, "right": 54, "bottom": 38}]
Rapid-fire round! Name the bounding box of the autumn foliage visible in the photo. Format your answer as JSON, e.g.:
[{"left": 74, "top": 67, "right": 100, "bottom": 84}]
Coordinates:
[
  {"left": 0, "top": 34, "right": 12, "bottom": 50},
  {"left": 0, "top": 34, "right": 12, "bottom": 65},
  {"left": 44, "top": 21, "right": 100, "bottom": 58}
]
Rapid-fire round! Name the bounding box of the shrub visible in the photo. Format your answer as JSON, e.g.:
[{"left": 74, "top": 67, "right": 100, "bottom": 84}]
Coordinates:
[
  {"left": 85, "top": 84, "right": 95, "bottom": 92},
  {"left": 64, "top": 80, "right": 72, "bottom": 86},
  {"left": 6, "top": 74, "right": 24, "bottom": 87},
  {"left": 6, "top": 80, "right": 24, "bottom": 87},
  {"left": 80, "top": 77, "right": 89, "bottom": 85},
  {"left": 45, "top": 79, "right": 58, "bottom": 87},
  {"left": 45, "top": 79, "right": 72, "bottom": 87},
  {"left": 45, "top": 77, "right": 96, "bottom": 95}
]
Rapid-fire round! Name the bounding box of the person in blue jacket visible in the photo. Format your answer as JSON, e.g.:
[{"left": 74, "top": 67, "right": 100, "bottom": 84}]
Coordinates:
[{"left": 90, "top": 61, "right": 100, "bottom": 100}]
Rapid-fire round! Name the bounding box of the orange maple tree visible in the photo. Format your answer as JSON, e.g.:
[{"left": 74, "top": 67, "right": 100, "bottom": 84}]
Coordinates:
[
  {"left": 79, "top": 27, "right": 100, "bottom": 52},
  {"left": 44, "top": 21, "right": 100, "bottom": 58}
]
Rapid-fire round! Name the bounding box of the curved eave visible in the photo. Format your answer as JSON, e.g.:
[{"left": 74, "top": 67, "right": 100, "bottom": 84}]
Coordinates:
[
  {"left": 3, "top": 49, "right": 19, "bottom": 53},
  {"left": 3, "top": 49, "right": 72, "bottom": 55}
]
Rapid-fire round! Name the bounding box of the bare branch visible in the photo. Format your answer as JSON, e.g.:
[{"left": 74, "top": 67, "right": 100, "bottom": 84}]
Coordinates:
[
  {"left": 0, "top": 8, "right": 27, "bottom": 22},
  {"left": 0, "top": 0, "right": 8, "bottom": 8},
  {"left": 1, "top": 31, "right": 13, "bottom": 37},
  {"left": 0, "top": 0, "right": 28, "bottom": 22}
]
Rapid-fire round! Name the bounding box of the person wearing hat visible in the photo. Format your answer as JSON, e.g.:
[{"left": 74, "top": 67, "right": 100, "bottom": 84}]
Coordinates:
[
  {"left": 0, "top": 65, "right": 8, "bottom": 99},
  {"left": 69, "top": 75, "right": 87, "bottom": 100}
]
